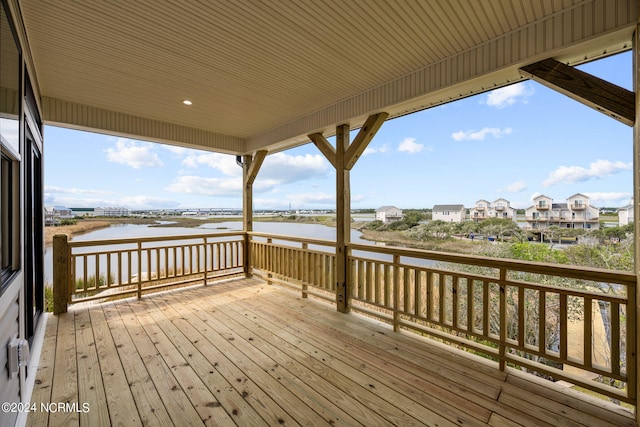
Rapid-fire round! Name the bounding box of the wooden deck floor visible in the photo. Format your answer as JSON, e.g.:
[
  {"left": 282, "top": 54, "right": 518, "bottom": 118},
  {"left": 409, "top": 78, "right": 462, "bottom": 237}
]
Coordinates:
[{"left": 29, "top": 277, "right": 635, "bottom": 427}]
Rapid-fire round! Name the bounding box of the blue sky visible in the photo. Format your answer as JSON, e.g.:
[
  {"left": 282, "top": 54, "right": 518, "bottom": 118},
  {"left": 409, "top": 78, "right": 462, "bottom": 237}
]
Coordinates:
[{"left": 44, "top": 51, "right": 633, "bottom": 211}]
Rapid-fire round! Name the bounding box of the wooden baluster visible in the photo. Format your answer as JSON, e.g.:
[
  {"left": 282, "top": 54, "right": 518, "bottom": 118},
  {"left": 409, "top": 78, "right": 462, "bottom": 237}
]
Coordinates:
[
  {"left": 559, "top": 293, "right": 568, "bottom": 364},
  {"left": 518, "top": 286, "right": 525, "bottom": 348},
  {"left": 611, "top": 301, "right": 621, "bottom": 377},
  {"left": 393, "top": 255, "right": 400, "bottom": 332},
  {"left": 452, "top": 276, "right": 459, "bottom": 329},
  {"left": 203, "top": 238, "right": 209, "bottom": 286},
  {"left": 137, "top": 241, "right": 142, "bottom": 299},
  {"left": 538, "top": 290, "right": 546, "bottom": 354},
  {"left": 499, "top": 268, "right": 507, "bottom": 371},
  {"left": 583, "top": 297, "right": 593, "bottom": 369},
  {"left": 467, "top": 278, "right": 474, "bottom": 333}
]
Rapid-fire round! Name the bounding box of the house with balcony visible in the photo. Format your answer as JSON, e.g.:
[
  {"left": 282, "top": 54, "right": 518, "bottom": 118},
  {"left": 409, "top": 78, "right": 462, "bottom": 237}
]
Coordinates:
[
  {"left": 2, "top": 1, "right": 638, "bottom": 426},
  {"left": 432, "top": 204, "right": 466, "bottom": 223},
  {"left": 470, "top": 199, "right": 490, "bottom": 221},
  {"left": 524, "top": 194, "right": 600, "bottom": 230},
  {"left": 470, "top": 198, "right": 517, "bottom": 222},
  {"left": 375, "top": 205, "right": 403, "bottom": 223}
]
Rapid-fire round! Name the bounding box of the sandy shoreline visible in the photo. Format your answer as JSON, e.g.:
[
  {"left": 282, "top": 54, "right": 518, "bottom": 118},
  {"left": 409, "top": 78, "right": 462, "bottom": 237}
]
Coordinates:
[
  {"left": 44, "top": 220, "right": 112, "bottom": 246},
  {"left": 43, "top": 217, "right": 160, "bottom": 246}
]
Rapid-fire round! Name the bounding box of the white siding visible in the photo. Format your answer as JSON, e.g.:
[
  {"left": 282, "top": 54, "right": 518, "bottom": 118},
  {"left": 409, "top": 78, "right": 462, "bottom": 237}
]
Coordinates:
[{"left": 0, "top": 280, "right": 22, "bottom": 427}]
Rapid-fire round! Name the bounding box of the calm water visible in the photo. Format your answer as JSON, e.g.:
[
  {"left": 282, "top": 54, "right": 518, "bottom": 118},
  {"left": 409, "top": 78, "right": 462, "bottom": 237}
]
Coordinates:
[{"left": 44, "top": 221, "right": 372, "bottom": 285}]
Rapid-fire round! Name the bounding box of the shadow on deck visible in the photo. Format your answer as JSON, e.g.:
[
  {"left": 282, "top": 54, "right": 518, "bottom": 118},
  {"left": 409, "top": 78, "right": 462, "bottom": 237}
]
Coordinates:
[{"left": 30, "top": 277, "right": 634, "bottom": 426}]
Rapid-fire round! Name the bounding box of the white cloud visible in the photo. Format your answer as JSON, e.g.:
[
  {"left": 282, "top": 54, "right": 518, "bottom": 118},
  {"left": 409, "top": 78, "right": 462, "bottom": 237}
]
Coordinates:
[
  {"left": 255, "top": 192, "right": 340, "bottom": 210},
  {"left": 182, "top": 152, "right": 241, "bottom": 176},
  {"left": 162, "top": 145, "right": 190, "bottom": 155},
  {"left": 182, "top": 152, "right": 328, "bottom": 185},
  {"left": 105, "top": 138, "right": 164, "bottom": 169},
  {"left": 398, "top": 137, "right": 424, "bottom": 154},
  {"left": 529, "top": 192, "right": 542, "bottom": 202},
  {"left": 543, "top": 159, "right": 632, "bottom": 187},
  {"left": 45, "top": 186, "right": 114, "bottom": 196},
  {"left": 452, "top": 127, "right": 512, "bottom": 141},
  {"left": 497, "top": 181, "right": 527, "bottom": 193},
  {"left": 165, "top": 176, "right": 242, "bottom": 196},
  {"left": 119, "top": 196, "right": 181, "bottom": 209},
  {"left": 363, "top": 144, "right": 390, "bottom": 155},
  {"left": 583, "top": 192, "right": 632, "bottom": 206},
  {"left": 44, "top": 195, "right": 111, "bottom": 208},
  {"left": 260, "top": 152, "right": 328, "bottom": 182},
  {"left": 167, "top": 152, "right": 328, "bottom": 199},
  {"left": 290, "top": 192, "right": 335, "bottom": 203},
  {"left": 485, "top": 82, "right": 534, "bottom": 108},
  {"left": 44, "top": 189, "right": 180, "bottom": 210}
]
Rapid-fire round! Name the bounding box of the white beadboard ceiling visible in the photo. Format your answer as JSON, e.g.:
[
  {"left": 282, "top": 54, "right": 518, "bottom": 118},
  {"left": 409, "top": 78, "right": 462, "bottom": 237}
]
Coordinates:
[{"left": 18, "top": 0, "right": 637, "bottom": 154}]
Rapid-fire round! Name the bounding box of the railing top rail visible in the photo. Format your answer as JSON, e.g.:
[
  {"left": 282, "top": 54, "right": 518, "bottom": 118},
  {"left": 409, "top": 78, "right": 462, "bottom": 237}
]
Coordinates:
[
  {"left": 347, "top": 242, "right": 636, "bottom": 286},
  {"left": 59, "top": 229, "right": 635, "bottom": 286},
  {"left": 62, "top": 231, "right": 245, "bottom": 248},
  {"left": 249, "top": 231, "right": 336, "bottom": 248}
]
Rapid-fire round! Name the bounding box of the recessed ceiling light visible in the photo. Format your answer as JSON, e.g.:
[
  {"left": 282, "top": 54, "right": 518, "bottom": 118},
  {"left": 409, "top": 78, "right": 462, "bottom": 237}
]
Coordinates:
[{"left": 183, "top": 100, "right": 193, "bottom": 106}]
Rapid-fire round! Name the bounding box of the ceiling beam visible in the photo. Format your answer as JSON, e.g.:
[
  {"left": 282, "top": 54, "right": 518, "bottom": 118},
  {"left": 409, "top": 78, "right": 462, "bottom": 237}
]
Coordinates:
[{"left": 519, "top": 58, "right": 634, "bottom": 126}]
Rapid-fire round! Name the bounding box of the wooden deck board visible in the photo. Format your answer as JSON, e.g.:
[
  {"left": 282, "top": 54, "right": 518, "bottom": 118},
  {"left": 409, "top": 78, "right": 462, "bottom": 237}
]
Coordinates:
[
  {"left": 28, "top": 278, "right": 636, "bottom": 427},
  {"left": 49, "top": 312, "right": 79, "bottom": 426},
  {"left": 88, "top": 305, "right": 143, "bottom": 427},
  {"left": 206, "top": 285, "right": 486, "bottom": 426},
  {"left": 113, "top": 300, "right": 206, "bottom": 426},
  {"left": 28, "top": 314, "right": 58, "bottom": 427},
  {"left": 170, "top": 288, "right": 409, "bottom": 426},
  {"left": 160, "top": 297, "right": 364, "bottom": 426},
  {"left": 75, "top": 308, "right": 110, "bottom": 427},
  {"left": 102, "top": 303, "right": 173, "bottom": 426}
]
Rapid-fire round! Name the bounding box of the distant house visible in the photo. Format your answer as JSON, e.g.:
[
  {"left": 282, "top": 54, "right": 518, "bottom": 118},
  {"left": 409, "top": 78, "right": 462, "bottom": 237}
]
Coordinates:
[
  {"left": 94, "top": 207, "right": 130, "bottom": 217},
  {"left": 376, "top": 206, "right": 403, "bottom": 223},
  {"left": 491, "top": 198, "right": 517, "bottom": 221},
  {"left": 524, "top": 193, "right": 599, "bottom": 230},
  {"left": 469, "top": 199, "right": 490, "bottom": 222},
  {"left": 470, "top": 198, "right": 516, "bottom": 222},
  {"left": 618, "top": 199, "right": 634, "bottom": 226},
  {"left": 44, "top": 206, "right": 73, "bottom": 225},
  {"left": 432, "top": 204, "right": 466, "bottom": 223}
]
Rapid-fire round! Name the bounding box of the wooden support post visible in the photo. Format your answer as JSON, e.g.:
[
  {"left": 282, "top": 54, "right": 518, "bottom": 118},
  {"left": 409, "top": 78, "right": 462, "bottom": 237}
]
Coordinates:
[
  {"left": 243, "top": 150, "right": 267, "bottom": 277},
  {"left": 632, "top": 23, "right": 640, "bottom": 422},
  {"left": 335, "top": 124, "right": 350, "bottom": 313},
  {"left": 310, "top": 112, "right": 388, "bottom": 314},
  {"left": 52, "top": 234, "right": 69, "bottom": 314}
]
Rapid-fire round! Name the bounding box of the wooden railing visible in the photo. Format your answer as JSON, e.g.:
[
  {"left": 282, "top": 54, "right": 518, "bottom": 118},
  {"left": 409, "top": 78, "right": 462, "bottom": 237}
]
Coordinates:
[
  {"left": 346, "top": 243, "right": 636, "bottom": 405},
  {"left": 52, "top": 232, "right": 244, "bottom": 313},
  {"left": 52, "top": 230, "right": 637, "bottom": 405},
  {"left": 249, "top": 232, "right": 336, "bottom": 301},
  {"left": 247, "top": 232, "right": 637, "bottom": 405}
]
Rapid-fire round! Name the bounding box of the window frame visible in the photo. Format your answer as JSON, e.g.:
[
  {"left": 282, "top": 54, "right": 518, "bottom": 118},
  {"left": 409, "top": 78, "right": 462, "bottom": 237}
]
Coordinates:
[{"left": 1, "top": 142, "right": 21, "bottom": 292}]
